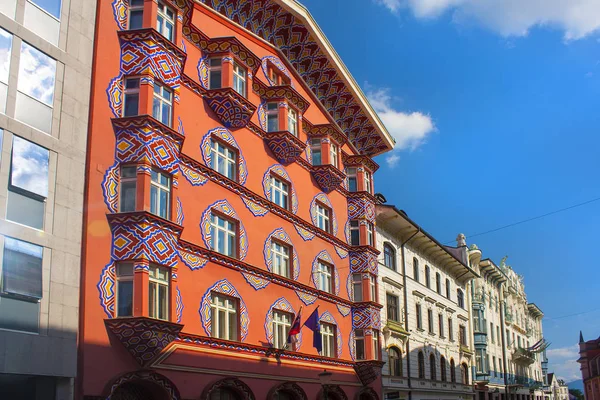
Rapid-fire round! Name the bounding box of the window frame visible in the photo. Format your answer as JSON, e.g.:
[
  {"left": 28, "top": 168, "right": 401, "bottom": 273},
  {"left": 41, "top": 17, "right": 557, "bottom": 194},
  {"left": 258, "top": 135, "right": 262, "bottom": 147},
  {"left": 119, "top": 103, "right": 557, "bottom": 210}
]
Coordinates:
[
  {"left": 440, "top": 356, "right": 447, "bottom": 382},
  {"left": 352, "top": 273, "right": 363, "bottom": 302},
  {"left": 1, "top": 237, "right": 44, "bottom": 301},
  {"left": 210, "top": 137, "right": 237, "bottom": 180},
  {"left": 389, "top": 347, "right": 402, "bottom": 377},
  {"left": 310, "top": 138, "right": 322, "bottom": 166},
  {"left": 369, "top": 274, "right": 376, "bottom": 302},
  {"left": 430, "top": 353, "right": 437, "bottom": 381},
  {"left": 123, "top": 77, "right": 140, "bottom": 117},
  {"left": 386, "top": 293, "right": 399, "bottom": 322},
  {"left": 427, "top": 308, "right": 434, "bottom": 334},
  {"left": 115, "top": 262, "right": 134, "bottom": 317},
  {"left": 266, "top": 102, "right": 279, "bottom": 133},
  {"left": 446, "top": 278, "right": 451, "bottom": 298},
  {"left": 232, "top": 62, "right": 246, "bottom": 97},
  {"left": 209, "top": 212, "right": 238, "bottom": 258},
  {"left": 150, "top": 168, "right": 171, "bottom": 219},
  {"left": 156, "top": 1, "right": 175, "bottom": 41},
  {"left": 383, "top": 243, "right": 396, "bottom": 270},
  {"left": 316, "top": 261, "right": 333, "bottom": 293},
  {"left": 211, "top": 293, "right": 239, "bottom": 341},
  {"left": 416, "top": 303, "right": 422, "bottom": 330},
  {"left": 119, "top": 165, "right": 137, "bottom": 212},
  {"left": 208, "top": 58, "right": 222, "bottom": 90},
  {"left": 425, "top": 265, "right": 431, "bottom": 288},
  {"left": 349, "top": 220, "right": 360, "bottom": 246},
  {"left": 269, "top": 174, "right": 290, "bottom": 210},
  {"left": 272, "top": 309, "right": 293, "bottom": 349},
  {"left": 330, "top": 142, "right": 338, "bottom": 168},
  {"left": 457, "top": 289, "right": 464, "bottom": 308},
  {"left": 418, "top": 351, "right": 425, "bottom": 379},
  {"left": 364, "top": 170, "right": 372, "bottom": 194},
  {"left": 373, "top": 330, "right": 379, "bottom": 360},
  {"left": 128, "top": 0, "right": 144, "bottom": 30},
  {"left": 321, "top": 322, "right": 336, "bottom": 358},
  {"left": 346, "top": 167, "right": 357, "bottom": 192},
  {"left": 315, "top": 202, "right": 331, "bottom": 233},
  {"left": 148, "top": 264, "right": 169, "bottom": 321},
  {"left": 287, "top": 107, "right": 298, "bottom": 137},
  {"left": 435, "top": 272, "right": 441, "bottom": 294},
  {"left": 438, "top": 313, "right": 444, "bottom": 337},
  {"left": 271, "top": 240, "right": 291, "bottom": 279},
  {"left": 354, "top": 328, "right": 365, "bottom": 360},
  {"left": 448, "top": 317, "right": 454, "bottom": 341},
  {"left": 366, "top": 222, "right": 374, "bottom": 246},
  {"left": 152, "top": 81, "right": 173, "bottom": 127},
  {"left": 459, "top": 325, "right": 467, "bottom": 346}
]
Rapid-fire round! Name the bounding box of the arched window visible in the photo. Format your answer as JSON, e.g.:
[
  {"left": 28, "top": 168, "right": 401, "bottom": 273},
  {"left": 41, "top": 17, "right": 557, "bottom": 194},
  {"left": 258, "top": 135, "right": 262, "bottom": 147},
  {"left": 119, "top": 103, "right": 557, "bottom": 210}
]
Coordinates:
[
  {"left": 440, "top": 356, "right": 447, "bottom": 382},
  {"left": 430, "top": 354, "right": 437, "bottom": 380},
  {"left": 418, "top": 351, "right": 425, "bottom": 379},
  {"left": 450, "top": 359, "right": 456, "bottom": 383},
  {"left": 461, "top": 362, "right": 469, "bottom": 384},
  {"left": 211, "top": 388, "right": 241, "bottom": 400},
  {"left": 425, "top": 266, "right": 431, "bottom": 288},
  {"left": 435, "top": 272, "right": 441, "bottom": 294},
  {"left": 413, "top": 258, "right": 419, "bottom": 282},
  {"left": 445, "top": 279, "right": 450, "bottom": 298},
  {"left": 384, "top": 243, "right": 396, "bottom": 271},
  {"left": 457, "top": 289, "right": 464, "bottom": 308},
  {"left": 274, "top": 392, "right": 294, "bottom": 400},
  {"left": 389, "top": 347, "right": 402, "bottom": 377}
]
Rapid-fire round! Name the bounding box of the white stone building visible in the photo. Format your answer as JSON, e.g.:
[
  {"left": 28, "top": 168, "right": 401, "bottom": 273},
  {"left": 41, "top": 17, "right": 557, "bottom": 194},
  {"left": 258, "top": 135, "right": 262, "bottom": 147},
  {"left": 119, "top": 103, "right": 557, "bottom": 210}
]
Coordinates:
[
  {"left": 376, "top": 204, "right": 478, "bottom": 400},
  {"left": 544, "top": 373, "right": 569, "bottom": 400},
  {"left": 0, "top": 0, "right": 94, "bottom": 397}
]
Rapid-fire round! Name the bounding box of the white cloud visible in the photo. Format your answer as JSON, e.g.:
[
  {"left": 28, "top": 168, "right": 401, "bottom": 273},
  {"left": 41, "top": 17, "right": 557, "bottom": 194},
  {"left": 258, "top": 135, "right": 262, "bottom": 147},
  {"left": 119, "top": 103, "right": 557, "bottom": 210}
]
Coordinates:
[
  {"left": 374, "top": 0, "right": 600, "bottom": 40},
  {"left": 17, "top": 42, "right": 56, "bottom": 106},
  {"left": 11, "top": 136, "right": 50, "bottom": 198},
  {"left": 547, "top": 344, "right": 581, "bottom": 382},
  {"left": 386, "top": 153, "right": 401, "bottom": 167}
]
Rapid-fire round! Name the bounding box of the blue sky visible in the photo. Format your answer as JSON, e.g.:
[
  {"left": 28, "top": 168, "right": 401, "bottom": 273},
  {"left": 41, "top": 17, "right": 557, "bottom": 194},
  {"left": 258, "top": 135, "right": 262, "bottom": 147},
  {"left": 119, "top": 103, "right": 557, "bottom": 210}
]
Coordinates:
[{"left": 301, "top": 0, "right": 600, "bottom": 382}]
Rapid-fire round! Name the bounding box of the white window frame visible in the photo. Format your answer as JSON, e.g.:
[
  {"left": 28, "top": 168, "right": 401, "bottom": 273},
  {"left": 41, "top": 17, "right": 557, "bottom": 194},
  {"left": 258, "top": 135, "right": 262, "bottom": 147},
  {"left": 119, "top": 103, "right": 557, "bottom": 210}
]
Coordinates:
[
  {"left": 349, "top": 220, "right": 360, "bottom": 245},
  {"left": 330, "top": 142, "right": 338, "bottom": 168},
  {"left": 287, "top": 107, "right": 298, "bottom": 136},
  {"left": 272, "top": 309, "right": 292, "bottom": 349},
  {"left": 123, "top": 77, "right": 140, "bottom": 117},
  {"left": 152, "top": 82, "right": 173, "bottom": 127},
  {"left": 367, "top": 222, "right": 374, "bottom": 246},
  {"left": 210, "top": 213, "right": 237, "bottom": 257},
  {"left": 352, "top": 273, "right": 362, "bottom": 302},
  {"left": 448, "top": 317, "right": 454, "bottom": 341},
  {"left": 438, "top": 313, "right": 444, "bottom": 337},
  {"left": 321, "top": 322, "right": 336, "bottom": 358},
  {"left": 271, "top": 240, "right": 290, "bottom": 278},
  {"left": 150, "top": 168, "right": 171, "bottom": 219},
  {"left": 364, "top": 170, "right": 372, "bottom": 193},
  {"left": 346, "top": 167, "right": 357, "bottom": 192},
  {"left": 116, "top": 262, "right": 134, "bottom": 317},
  {"left": 317, "top": 261, "right": 332, "bottom": 293},
  {"left": 208, "top": 58, "right": 222, "bottom": 90},
  {"left": 373, "top": 330, "right": 379, "bottom": 360},
  {"left": 369, "top": 275, "right": 376, "bottom": 302},
  {"left": 156, "top": 2, "right": 175, "bottom": 41},
  {"left": 270, "top": 175, "right": 289, "bottom": 209},
  {"left": 315, "top": 203, "right": 330, "bottom": 233},
  {"left": 310, "top": 138, "right": 322, "bottom": 166},
  {"left": 210, "top": 138, "right": 236, "bottom": 180},
  {"left": 232, "top": 62, "right": 246, "bottom": 97},
  {"left": 148, "top": 264, "right": 169, "bottom": 321},
  {"left": 119, "top": 165, "right": 137, "bottom": 212},
  {"left": 266, "top": 102, "right": 279, "bottom": 132},
  {"left": 355, "top": 328, "right": 365, "bottom": 360},
  {"left": 211, "top": 294, "right": 238, "bottom": 341}
]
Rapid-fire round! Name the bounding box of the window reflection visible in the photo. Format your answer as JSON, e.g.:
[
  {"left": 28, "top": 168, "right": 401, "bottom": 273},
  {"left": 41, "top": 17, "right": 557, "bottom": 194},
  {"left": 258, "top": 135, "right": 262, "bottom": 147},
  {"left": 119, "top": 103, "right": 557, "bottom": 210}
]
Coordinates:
[{"left": 18, "top": 42, "right": 56, "bottom": 106}]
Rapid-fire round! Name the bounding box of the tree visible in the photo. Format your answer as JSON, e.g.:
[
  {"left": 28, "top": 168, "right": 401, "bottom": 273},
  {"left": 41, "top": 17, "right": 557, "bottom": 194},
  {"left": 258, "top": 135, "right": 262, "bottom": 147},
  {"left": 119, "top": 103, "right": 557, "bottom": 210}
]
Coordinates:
[{"left": 569, "top": 389, "right": 584, "bottom": 400}]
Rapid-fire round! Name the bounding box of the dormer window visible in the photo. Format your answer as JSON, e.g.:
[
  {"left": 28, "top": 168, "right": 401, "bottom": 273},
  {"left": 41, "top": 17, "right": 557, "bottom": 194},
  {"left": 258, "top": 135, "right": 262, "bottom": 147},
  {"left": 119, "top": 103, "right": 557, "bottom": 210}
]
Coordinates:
[
  {"left": 208, "top": 58, "right": 222, "bottom": 90},
  {"left": 287, "top": 107, "right": 298, "bottom": 136},
  {"left": 156, "top": 2, "right": 175, "bottom": 42},
  {"left": 266, "top": 102, "right": 279, "bottom": 132},
  {"left": 310, "top": 138, "right": 322, "bottom": 166},
  {"left": 268, "top": 65, "right": 290, "bottom": 86},
  {"left": 232, "top": 62, "right": 246, "bottom": 97}
]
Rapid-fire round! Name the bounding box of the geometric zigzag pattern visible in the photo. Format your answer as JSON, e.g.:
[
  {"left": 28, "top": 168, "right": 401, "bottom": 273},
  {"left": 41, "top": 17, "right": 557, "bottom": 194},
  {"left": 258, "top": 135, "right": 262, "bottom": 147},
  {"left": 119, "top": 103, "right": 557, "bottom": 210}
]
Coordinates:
[
  {"left": 347, "top": 196, "right": 376, "bottom": 223},
  {"left": 337, "top": 304, "right": 351, "bottom": 317},
  {"left": 294, "top": 225, "right": 315, "bottom": 241},
  {"left": 335, "top": 246, "right": 349, "bottom": 259},
  {"left": 241, "top": 272, "right": 270, "bottom": 290},
  {"left": 241, "top": 197, "right": 269, "bottom": 217},
  {"left": 295, "top": 290, "right": 318, "bottom": 306},
  {"left": 197, "top": 55, "right": 209, "bottom": 89},
  {"left": 179, "top": 249, "right": 208, "bottom": 271},
  {"left": 120, "top": 38, "right": 182, "bottom": 91},
  {"left": 115, "top": 125, "right": 181, "bottom": 174},
  {"left": 264, "top": 297, "right": 302, "bottom": 350},
  {"left": 263, "top": 228, "right": 300, "bottom": 281},
  {"left": 180, "top": 162, "right": 208, "bottom": 186},
  {"left": 176, "top": 286, "right": 184, "bottom": 323},
  {"left": 199, "top": 279, "right": 249, "bottom": 341},
  {"left": 200, "top": 127, "right": 248, "bottom": 185},
  {"left": 111, "top": 0, "right": 127, "bottom": 30},
  {"left": 349, "top": 251, "right": 378, "bottom": 274},
  {"left": 111, "top": 220, "right": 180, "bottom": 268},
  {"left": 352, "top": 305, "right": 382, "bottom": 330},
  {"left": 200, "top": 199, "right": 248, "bottom": 260},
  {"left": 98, "top": 261, "right": 116, "bottom": 318},
  {"left": 310, "top": 193, "right": 338, "bottom": 236},
  {"left": 176, "top": 197, "right": 184, "bottom": 225},
  {"left": 101, "top": 162, "right": 120, "bottom": 213},
  {"left": 262, "top": 164, "right": 298, "bottom": 213},
  {"left": 311, "top": 250, "right": 340, "bottom": 296},
  {"left": 261, "top": 55, "right": 294, "bottom": 88}
]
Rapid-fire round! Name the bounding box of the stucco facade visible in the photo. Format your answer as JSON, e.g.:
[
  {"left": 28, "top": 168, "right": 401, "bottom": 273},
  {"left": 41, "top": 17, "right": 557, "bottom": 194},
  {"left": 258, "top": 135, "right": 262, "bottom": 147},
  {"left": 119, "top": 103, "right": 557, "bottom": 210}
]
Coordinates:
[
  {"left": 577, "top": 333, "right": 600, "bottom": 400},
  {"left": 0, "top": 0, "right": 94, "bottom": 398}
]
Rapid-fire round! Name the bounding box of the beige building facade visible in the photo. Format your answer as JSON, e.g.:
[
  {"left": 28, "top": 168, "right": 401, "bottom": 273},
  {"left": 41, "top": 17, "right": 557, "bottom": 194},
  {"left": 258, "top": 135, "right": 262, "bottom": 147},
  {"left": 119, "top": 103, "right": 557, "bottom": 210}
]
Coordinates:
[{"left": 0, "top": 0, "right": 94, "bottom": 397}]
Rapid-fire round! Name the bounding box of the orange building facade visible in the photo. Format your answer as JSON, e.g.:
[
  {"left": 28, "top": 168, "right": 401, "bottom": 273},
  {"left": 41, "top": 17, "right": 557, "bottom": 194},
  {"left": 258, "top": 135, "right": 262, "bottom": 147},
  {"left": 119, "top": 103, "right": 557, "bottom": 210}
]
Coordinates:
[
  {"left": 578, "top": 333, "right": 600, "bottom": 400},
  {"left": 79, "top": 0, "right": 395, "bottom": 399}
]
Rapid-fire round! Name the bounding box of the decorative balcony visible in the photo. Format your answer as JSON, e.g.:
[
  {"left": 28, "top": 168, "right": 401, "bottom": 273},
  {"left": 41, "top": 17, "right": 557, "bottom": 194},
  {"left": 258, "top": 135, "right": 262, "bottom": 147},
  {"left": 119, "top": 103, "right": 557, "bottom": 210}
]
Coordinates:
[
  {"left": 105, "top": 317, "right": 183, "bottom": 367},
  {"left": 383, "top": 319, "right": 409, "bottom": 340},
  {"left": 354, "top": 360, "right": 385, "bottom": 385},
  {"left": 311, "top": 164, "right": 346, "bottom": 193},
  {"left": 263, "top": 130, "right": 307, "bottom": 164},
  {"left": 513, "top": 348, "right": 536, "bottom": 366},
  {"left": 204, "top": 87, "right": 257, "bottom": 129},
  {"left": 460, "top": 344, "right": 474, "bottom": 355}
]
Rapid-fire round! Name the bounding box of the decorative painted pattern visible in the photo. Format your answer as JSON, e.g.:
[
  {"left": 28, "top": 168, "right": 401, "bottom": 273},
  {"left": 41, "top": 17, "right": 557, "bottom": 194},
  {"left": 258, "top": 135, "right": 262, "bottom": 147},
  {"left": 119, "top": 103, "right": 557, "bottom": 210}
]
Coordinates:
[
  {"left": 311, "top": 250, "right": 340, "bottom": 296},
  {"left": 177, "top": 116, "right": 185, "bottom": 136},
  {"left": 107, "top": 76, "right": 123, "bottom": 118},
  {"left": 335, "top": 246, "right": 348, "bottom": 259},
  {"left": 295, "top": 290, "right": 318, "bottom": 306},
  {"left": 264, "top": 297, "right": 302, "bottom": 349},
  {"left": 180, "top": 162, "right": 208, "bottom": 186},
  {"left": 200, "top": 127, "right": 248, "bottom": 185},
  {"left": 349, "top": 328, "right": 356, "bottom": 361},
  {"left": 176, "top": 286, "right": 184, "bottom": 323},
  {"left": 115, "top": 124, "right": 180, "bottom": 174},
  {"left": 349, "top": 251, "right": 378, "bottom": 274},
  {"left": 176, "top": 198, "right": 184, "bottom": 225},
  {"left": 352, "top": 306, "right": 382, "bottom": 330},
  {"left": 294, "top": 225, "right": 315, "bottom": 241},
  {"left": 261, "top": 55, "right": 294, "bottom": 87},
  {"left": 241, "top": 272, "right": 270, "bottom": 290},
  {"left": 102, "top": 162, "right": 119, "bottom": 213},
  {"left": 111, "top": 0, "right": 127, "bottom": 30},
  {"left": 310, "top": 193, "right": 338, "bottom": 235},
  {"left": 203, "top": 88, "right": 257, "bottom": 129},
  {"left": 263, "top": 228, "right": 300, "bottom": 280},
  {"left": 348, "top": 196, "right": 376, "bottom": 223},
  {"left": 257, "top": 101, "right": 267, "bottom": 131},
  {"left": 337, "top": 304, "right": 351, "bottom": 317},
  {"left": 98, "top": 261, "right": 116, "bottom": 318},
  {"left": 241, "top": 197, "right": 269, "bottom": 217},
  {"left": 179, "top": 249, "right": 209, "bottom": 270},
  {"left": 200, "top": 199, "right": 248, "bottom": 260},
  {"left": 199, "top": 279, "right": 249, "bottom": 341},
  {"left": 108, "top": 371, "right": 181, "bottom": 400},
  {"left": 197, "top": 55, "right": 209, "bottom": 88},
  {"left": 320, "top": 311, "right": 343, "bottom": 358},
  {"left": 262, "top": 164, "right": 298, "bottom": 213}
]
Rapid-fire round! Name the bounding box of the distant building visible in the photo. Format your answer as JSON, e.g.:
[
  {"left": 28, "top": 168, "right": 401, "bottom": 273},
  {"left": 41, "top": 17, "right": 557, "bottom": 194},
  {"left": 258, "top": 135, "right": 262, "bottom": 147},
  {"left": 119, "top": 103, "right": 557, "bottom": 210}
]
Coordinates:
[
  {"left": 578, "top": 332, "right": 600, "bottom": 400},
  {"left": 544, "top": 373, "right": 569, "bottom": 400}
]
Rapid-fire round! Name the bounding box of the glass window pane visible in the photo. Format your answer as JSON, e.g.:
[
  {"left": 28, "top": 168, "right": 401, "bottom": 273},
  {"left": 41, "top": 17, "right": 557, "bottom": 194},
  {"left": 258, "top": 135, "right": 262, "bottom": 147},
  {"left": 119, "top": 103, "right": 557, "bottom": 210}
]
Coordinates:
[
  {"left": 228, "top": 310, "right": 237, "bottom": 340},
  {"left": 2, "top": 237, "right": 43, "bottom": 298},
  {"left": 149, "top": 281, "right": 156, "bottom": 317},
  {"left": 158, "top": 284, "right": 167, "bottom": 319},
  {"left": 120, "top": 181, "right": 136, "bottom": 212},
  {"left": 218, "top": 309, "right": 226, "bottom": 338},
  {"left": 18, "top": 42, "right": 56, "bottom": 106},
  {"left": 0, "top": 28, "right": 12, "bottom": 85},
  {"left": 6, "top": 190, "right": 45, "bottom": 229},
  {"left": 11, "top": 136, "right": 49, "bottom": 197},
  {"left": 124, "top": 93, "right": 139, "bottom": 117},
  {"left": 118, "top": 280, "right": 133, "bottom": 316},
  {"left": 29, "top": 0, "right": 62, "bottom": 19},
  {"left": 150, "top": 185, "right": 158, "bottom": 214},
  {"left": 129, "top": 9, "right": 143, "bottom": 29}
]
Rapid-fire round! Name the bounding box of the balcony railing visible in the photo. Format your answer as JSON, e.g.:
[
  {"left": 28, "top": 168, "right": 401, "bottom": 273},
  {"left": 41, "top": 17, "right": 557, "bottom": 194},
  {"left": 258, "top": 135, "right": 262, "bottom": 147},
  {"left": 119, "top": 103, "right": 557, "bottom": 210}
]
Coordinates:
[{"left": 513, "top": 348, "right": 535, "bottom": 366}]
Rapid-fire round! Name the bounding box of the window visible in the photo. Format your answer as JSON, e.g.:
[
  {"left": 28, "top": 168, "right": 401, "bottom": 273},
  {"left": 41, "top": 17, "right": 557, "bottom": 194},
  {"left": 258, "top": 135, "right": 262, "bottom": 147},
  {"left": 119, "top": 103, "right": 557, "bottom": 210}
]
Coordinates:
[
  {"left": 156, "top": 2, "right": 175, "bottom": 41},
  {"left": 493, "top": 356, "right": 497, "bottom": 377},
  {"left": 268, "top": 66, "right": 289, "bottom": 86},
  {"left": 416, "top": 303, "right": 422, "bottom": 330},
  {"left": 459, "top": 325, "right": 467, "bottom": 346},
  {"left": 425, "top": 266, "right": 431, "bottom": 288},
  {"left": 152, "top": 83, "right": 172, "bottom": 126},
  {"left": 448, "top": 318, "right": 454, "bottom": 341},
  {"left": 355, "top": 329, "right": 365, "bottom": 360},
  {"left": 321, "top": 323, "right": 336, "bottom": 358},
  {"left": 438, "top": 313, "right": 444, "bottom": 337},
  {"left": 373, "top": 331, "right": 379, "bottom": 360},
  {"left": 208, "top": 58, "right": 222, "bottom": 90},
  {"left": 0, "top": 29, "right": 11, "bottom": 113},
  {"left": 330, "top": 143, "right": 338, "bottom": 168},
  {"left": 413, "top": 258, "right": 419, "bottom": 282},
  {"left": 383, "top": 243, "right": 396, "bottom": 270},
  {"left": 310, "top": 138, "right": 322, "bottom": 166},
  {"left": 210, "top": 139, "right": 236, "bottom": 180},
  {"left": 450, "top": 359, "right": 456, "bottom": 383},
  {"left": 446, "top": 278, "right": 451, "bottom": 298},
  {"left": 210, "top": 388, "right": 240, "bottom": 400},
  {"left": 232, "top": 62, "right": 246, "bottom": 96},
  {"left": 210, "top": 213, "right": 237, "bottom": 257},
  {"left": 7, "top": 136, "right": 49, "bottom": 230},
  {"left": 369, "top": 275, "right": 376, "bottom": 302},
  {"left": 461, "top": 363, "right": 469, "bottom": 384},
  {"left": 346, "top": 167, "right": 357, "bottom": 192},
  {"left": 490, "top": 322, "right": 495, "bottom": 343},
  {"left": 428, "top": 308, "right": 434, "bottom": 334},
  {"left": 418, "top": 351, "right": 425, "bottom": 379},
  {"left": 273, "top": 310, "right": 292, "bottom": 349},
  {"left": 457, "top": 289, "right": 464, "bottom": 308},
  {"left": 2, "top": 237, "right": 43, "bottom": 299},
  {"left": 287, "top": 107, "right": 298, "bottom": 136},
  {"left": 315, "top": 203, "right": 331, "bottom": 233},
  {"left": 123, "top": 77, "right": 140, "bottom": 117},
  {"left": 497, "top": 326, "right": 500, "bottom": 345},
  {"left": 211, "top": 294, "right": 238, "bottom": 340},
  {"left": 364, "top": 170, "right": 372, "bottom": 193},
  {"left": 476, "top": 348, "right": 486, "bottom": 373},
  {"left": 366, "top": 223, "right": 374, "bottom": 246},
  {"left": 16, "top": 42, "right": 56, "bottom": 133},
  {"left": 349, "top": 220, "right": 360, "bottom": 245},
  {"left": 352, "top": 273, "right": 363, "bottom": 302},
  {"left": 128, "top": 0, "right": 144, "bottom": 29},
  {"left": 441, "top": 356, "right": 447, "bottom": 382},
  {"left": 430, "top": 354, "right": 437, "bottom": 380},
  {"left": 148, "top": 264, "right": 169, "bottom": 320},
  {"left": 150, "top": 169, "right": 171, "bottom": 219},
  {"left": 386, "top": 294, "right": 399, "bottom": 322},
  {"left": 317, "top": 261, "right": 332, "bottom": 293},
  {"left": 517, "top": 336, "right": 521, "bottom": 348},
  {"left": 389, "top": 347, "right": 402, "bottom": 377},
  {"left": 271, "top": 241, "right": 290, "bottom": 278},
  {"left": 270, "top": 175, "right": 289, "bottom": 209},
  {"left": 436, "top": 272, "right": 441, "bottom": 294},
  {"left": 116, "top": 262, "right": 134, "bottom": 317},
  {"left": 119, "top": 166, "right": 137, "bottom": 212},
  {"left": 266, "top": 102, "right": 279, "bottom": 132}
]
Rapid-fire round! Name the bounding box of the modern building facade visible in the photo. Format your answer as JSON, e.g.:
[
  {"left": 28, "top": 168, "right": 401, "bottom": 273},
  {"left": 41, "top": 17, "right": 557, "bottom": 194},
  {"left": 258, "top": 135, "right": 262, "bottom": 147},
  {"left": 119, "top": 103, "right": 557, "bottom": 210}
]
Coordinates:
[
  {"left": 577, "top": 332, "right": 600, "bottom": 400},
  {"left": 78, "top": 0, "right": 395, "bottom": 399},
  {"left": 376, "top": 204, "right": 478, "bottom": 400},
  {"left": 0, "top": 0, "right": 94, "bottom": 397}
]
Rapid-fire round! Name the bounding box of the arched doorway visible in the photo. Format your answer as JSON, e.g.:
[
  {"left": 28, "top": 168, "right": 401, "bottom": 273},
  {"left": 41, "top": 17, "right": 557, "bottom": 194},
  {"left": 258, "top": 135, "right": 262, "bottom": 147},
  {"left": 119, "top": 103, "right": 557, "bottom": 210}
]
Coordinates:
[
  {"left": 267, "top": 382, "right": 307, "bottom": 400},
  {"left": 355, "top": 387, "right": 378, "bottom": 400},
  {"left": 317, "top": 385, "right": 348, "bottom": 400},
  {"left": 201, "top": 378, "right": 255, "bottom": 400},
  {"left": 107, "top": 371, "right": 180, "bottom": 400}
]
